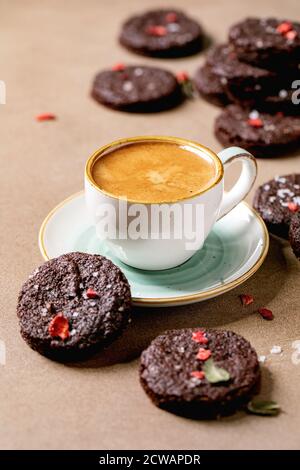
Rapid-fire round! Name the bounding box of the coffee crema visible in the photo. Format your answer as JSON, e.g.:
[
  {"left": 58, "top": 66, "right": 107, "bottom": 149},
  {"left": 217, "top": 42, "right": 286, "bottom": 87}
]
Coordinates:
[{"left": 91, "top": 141, "right": 217, "bottom": 203}]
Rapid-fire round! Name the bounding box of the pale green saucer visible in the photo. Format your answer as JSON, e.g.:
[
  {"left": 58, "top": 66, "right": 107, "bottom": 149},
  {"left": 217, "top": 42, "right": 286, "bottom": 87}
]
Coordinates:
[{"left": 39, "top": 192, "right": 269, "bottom": 307}]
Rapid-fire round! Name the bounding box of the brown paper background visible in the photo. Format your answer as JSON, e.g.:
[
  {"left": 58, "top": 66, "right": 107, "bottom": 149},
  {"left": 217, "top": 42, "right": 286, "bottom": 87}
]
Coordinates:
[{"left": 1, "top": 0, "right": 300, "bottom": 450}]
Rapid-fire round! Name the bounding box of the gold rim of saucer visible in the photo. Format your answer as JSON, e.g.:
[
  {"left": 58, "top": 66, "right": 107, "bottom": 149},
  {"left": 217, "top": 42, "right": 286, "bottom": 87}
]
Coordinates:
[
  {"left": 84, "top": 135, "right": 224, "bottom": 205},
  {"left": 38, "top": 192, "right": 269, "bottom": 306}
]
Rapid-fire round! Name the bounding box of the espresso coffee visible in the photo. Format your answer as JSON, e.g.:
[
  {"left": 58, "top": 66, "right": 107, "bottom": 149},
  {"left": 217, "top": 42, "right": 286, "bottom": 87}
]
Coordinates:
[{"left": 91, "top": 141, "right": 217, "bottom": 203}]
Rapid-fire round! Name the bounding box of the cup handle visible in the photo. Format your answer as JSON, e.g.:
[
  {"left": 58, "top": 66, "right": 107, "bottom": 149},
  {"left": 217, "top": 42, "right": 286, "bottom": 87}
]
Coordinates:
[{"left": 217, "top": 146, "right": 257, "bottom": 220}]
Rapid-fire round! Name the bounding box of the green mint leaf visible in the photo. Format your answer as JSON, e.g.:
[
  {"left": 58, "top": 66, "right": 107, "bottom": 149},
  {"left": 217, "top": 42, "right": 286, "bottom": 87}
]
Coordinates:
[
  {"left": 181, "top": 79, "right": 196, "bottom": 99},
  {"left": 247, "top": 400, "right": 280, "bottom": 416},
  {"left": 202, "top": 358, "right": 231, "bottom": 383}
]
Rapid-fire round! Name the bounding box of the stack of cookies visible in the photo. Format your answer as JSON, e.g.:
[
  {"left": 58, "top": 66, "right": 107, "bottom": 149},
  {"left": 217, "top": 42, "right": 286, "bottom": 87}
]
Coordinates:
[{"left": 195, "top": 18, "right": 300, "bottom": 157}]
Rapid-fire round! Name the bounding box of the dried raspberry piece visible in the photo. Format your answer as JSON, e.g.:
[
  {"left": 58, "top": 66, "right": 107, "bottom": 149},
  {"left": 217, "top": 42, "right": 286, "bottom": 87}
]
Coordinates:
[
  {"left": 86, "top": 288, "right": 99, "bottom": 299},
  {"left": 112, "top": 63, "right": 125, "bottom": 71},
  {"left": 35, "top": 113, "right": 56, "bottom": 122},
  {"left": 276, "top": 21, "right": 293, "bottom": 34},
  {"left": 190, "top": 370, "right": 205, "bottom": 379},
  {"left": 192, "top": 331, "right": 208, "bottom": 344},
  {"left": 240, "top": 294, "right": 254, "bottom": 307},
  {"left": 176, "top": 71, "right": 189, "bottom": 83},
  {"left": 286, "top": 30, "right": 297, "bottom": 40},
  {"left": 196, "top": 348, "right": 211, "bottom": 361},
  {"left": 258, "top": 307, "right": 274, "bottom": 321},
  {"left": 247, "top": 118, "right": 263, "bottom": 128},
  {"left": 288, "top": 202, "right": 298, "bottom": 212},
  {"left": 146, "top": 25, "right": 167, "bottom": 36},
  {"left": 165, "top": 12, "right": 178, "bottom": 23},
  {"left": 48, "top": 313, "right": 70, "bottom": 340}
]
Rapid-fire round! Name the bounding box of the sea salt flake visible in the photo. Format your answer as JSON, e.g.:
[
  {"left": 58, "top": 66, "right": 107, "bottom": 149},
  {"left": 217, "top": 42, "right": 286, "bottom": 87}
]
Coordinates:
[
  {"left": 178, "top": 346, "right": 185, "bottom": 353},
  {"left": 220, "top": 77, "right": 228, "bottom": 85},
  {"left": 92, "top": 272, "right": 98, "bottom": 277},
  {"left": 269, "top": 196, "right": 276, "bottom": 203},
  {"left": 293, "top": 196, "right": 300, "bottom": 205},
  {"left": 256, "top": 40, "right": 263, "bottom": 48},
  {"left": 34, "top": 284, "right": 39, "bottom": 289},
  {"left": 275, "top": 176, "right": 286, "bottom": 183},
  {"left": 277, "top": 188, "right": 293, "bottom": 198},
  {"left": 118, "top": 306, "right": 124, "bottom": 312},
  {"left": 134, "top": 68, "right": 143, "bottom": 76},
  {"left": 167, "top": 23, "right": 180, "bottom": 32},
  {"left": 249, "top": 110, "right": 259, "bottom": 120},
  {"left": 73, "top": 312, "right": 79, "bottom": 318},
  {"left": 190, "top": 377, "right": 202, "bottom": 386},
  {"left": 279, "top": 89, "right": 288, "bottom": 98},
  {"left": 259, "top": 355, "right": 267, "bottom": 363},
  {"left": 123, "top": 81, "right": 134, "bottom": 92},
  {"left": 70, "top": 329, "right": 77, "bottom": 336},
  {"left": 264, "top": 184, "right": 271, "bottom": 190},
  {"left": 270, "top": 345, "right": 282, "bottom": 355}
]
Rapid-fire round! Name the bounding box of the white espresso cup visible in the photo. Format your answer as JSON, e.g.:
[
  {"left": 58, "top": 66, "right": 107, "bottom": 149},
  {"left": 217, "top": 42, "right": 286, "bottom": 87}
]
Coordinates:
[{"left": 85, "top": 136, "right": 257, "bottom": 270}]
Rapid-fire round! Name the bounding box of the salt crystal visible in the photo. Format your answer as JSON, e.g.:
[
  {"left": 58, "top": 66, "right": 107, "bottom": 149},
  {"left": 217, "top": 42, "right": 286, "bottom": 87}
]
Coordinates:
[
  {"left": 167, "top": 23, "right": 180, "bottom": 32},
  {"left": 134, "top": 68, "right": 143, "bottom": 77},
  {"left": 118, "top": 306, "right": 124, "bottom": 312},
  {"left": 70, "top": 329, "right": 77, "bottom": 336},
  {"left": 270, "top": 345, "right": 282, "bottom": 354},
  {"left": 92, "top": 272, "right": 98, "bottom": 277},
  {"left": 178, "top": 346, "right": 185, "bottom": 353},
  {"left": 34, "top": 284, "right": 39, "bottom": 289},
  {"left": 258, "top": 355, "right": 267, "bottom": 363},
  {"left": 269, "top": 196, "right": 276, "bottom": 203},
  {"left": 277, "top": 188, "right": 294, "bottom": 198},
  {"left": 220, "top": 77, "right": 228, "bottom": 85},
  {"left": 123, "top": 81, "right": 133, "bottom": 92},
  {"left": 256, "top": 40, "right": 263, "bottom": 48},
  {"left": 275, "top": 176, "right": 286, "bottom": 183},
  {"left": 264, "top": 184, "right": 271, "bottom": 190},
  {"left": 279, "top": 89, "right": 288, "bottom": 98},
  {"left": 249, "top": 110, "right": 259, "bottom": 120},
  {"left": 73, "top": 312, "right": 79, "bottom": 318},
  {"left": 293, "top": 196, "right": 300, "bottom": 205}
]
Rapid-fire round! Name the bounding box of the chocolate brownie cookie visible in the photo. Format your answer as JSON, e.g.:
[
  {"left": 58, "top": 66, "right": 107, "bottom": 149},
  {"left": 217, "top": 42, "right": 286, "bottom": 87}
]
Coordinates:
[
  {"left": 214, "top": 105, "right": 300, "bottom": 157},
  {"left": 17, "top": 252, "right": 132, "bottom": 360},
  {"left": 253, "top": 174, "right": 300, "bottom": 238},
  {"left": 194, "top": 63, "right": 230, "bottom": 107},
  {"left": 119, "top": 9, "right": 204, "bottom": 58},
  {"left": 140, "top": 328, "right": 260, "bottom": 418},
  {"left": 289, "top": 212, "right": 300, "bottom": 259},
  {"left": 206, "top": 44, "right": 295, "bottom": 106},
  {"left": 91, "top": 65, "right": 183, "bottom": 112},
  {"left": 234, "top": 87, "right": 300, "bottom": 116},
  {"left": 229, "top": 18, "right": 300, "bottom": 69}
]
